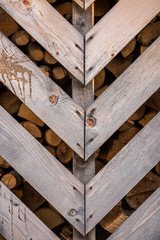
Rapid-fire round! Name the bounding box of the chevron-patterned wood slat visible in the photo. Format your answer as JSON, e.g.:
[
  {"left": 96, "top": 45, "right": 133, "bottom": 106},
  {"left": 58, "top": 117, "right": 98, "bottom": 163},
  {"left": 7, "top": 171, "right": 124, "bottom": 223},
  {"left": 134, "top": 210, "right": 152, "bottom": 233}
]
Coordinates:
[
  {"left": 0, "top": 0, "right": 160, "bottom": 239},
  {"left": 0, "top": 182, "right": 61, "bottom": 240}
]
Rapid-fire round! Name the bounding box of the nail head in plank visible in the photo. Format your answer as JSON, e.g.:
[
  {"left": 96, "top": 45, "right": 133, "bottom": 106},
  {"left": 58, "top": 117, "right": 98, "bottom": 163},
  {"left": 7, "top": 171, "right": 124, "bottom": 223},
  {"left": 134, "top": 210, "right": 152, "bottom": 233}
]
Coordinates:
[
  {"left": 85, "top": 0, "right": 160, "bottom": 84},
  {"left": 85, "top": 38, "right": 160, "bottom": 159},
  {"left": 0, "top": 32, "right": 84, "bottom": 158},
  {"left": 0, "top": 107, "right": 84, "bottom": 234},
  {"left": 86, "top": 112, "right": 160, "bottom": 232},
  {"left": 0, "top": 0, "right": 84, "bottom": 82}
]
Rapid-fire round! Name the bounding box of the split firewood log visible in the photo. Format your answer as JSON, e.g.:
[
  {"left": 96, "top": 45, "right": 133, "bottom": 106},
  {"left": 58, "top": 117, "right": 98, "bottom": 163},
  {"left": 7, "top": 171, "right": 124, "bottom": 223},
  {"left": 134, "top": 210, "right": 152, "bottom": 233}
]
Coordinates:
[
  {"left": 56, "top": 142, "right": 72, "bottom": 164},
  {"left": 118, "top": 119, "right": 134, "bottom": 132},
  {"left": 45, "top": 129, "right": 62, "bottom": 147},
  {"left": 40, "top": 65, "right": 51, "bottom": 77},
  {"left": 99, "top": 202, "right": 128, "bottom": 233},
  {"left": 44, "top": 50, "right": 57, "bottom": 65},
  {"left": 0, "top": 156, "right": 11, "bottom": 168},
  {"left": 155, "top": 162, "right": 160, "bottom": 176},
  {"left": 0, "top": 234, "right": 5, "bottom": 240},
  {"left": 12, "top": 30, "right": 30, "bottom": 46},
  {"left": 95, "top": 0, "right": 110, "bottom": 17},
  {"left": 145, "top": 90, "right": 160, "bottom": 111},
  {"left": 1, "top": 170, "right": 22, "bottom": 190},
  {"left": 125, "top": 191, "right": 154, "bottom": 210},
  {"left": 138, "top": 110, "right": 157, "bottom": 127},
  {"left": 12, "top": 187, "right": 23, "bottom": 200},
  {"left": 45, "top": 145, "right": 56, "bottom": 158},
  {"left": 99, "top": 139, "right": 125, "bottom": 162},
  {"left": 106, "top": 55, "right": 133, "bottom": 78},
  {"left": 129, "top": 105, "right": 146, "bottom": 121},
  {"left": 0, "top": 168, "right": 4, "bottom": 177},
  {"left": 27, "top": 43, "right": 44, "bottom": 61},
  {"left": 35, "top": 207, "right": 64, "bottom": 229},
  {"left": 96, "top": 160, "right": 105, "bottom": 174},
  {"left": 137, "top": 21, "right": 160, "bottom": 45},
  {"left": 18, "top": 103, "right": 44, "bottom": 127},
  {"left": 0, "top": 11, "right": 19, "bottom": 37},
  {"left": 23, "top": 181, "right": 45, "bottom": 212},
  {"left": 121, "top": 37, "right": 136, "bottom": 58},
  {"left": 140, "top": 45, "right": 148, "bottom": 54},
  {"left": 118, "top": 126, "right": 140, "bottom": 144},
  {"left": 47, "top": 0, "right": 57, "bottom": 3},
  {"left": 52, "top": 66, "right": 68, "bottom": 87},
  {"left": 95, "top": 68, "right": 106, "bottom": 91},
  {"left": 55, "top": 2, "right": 72, "bottom": 20},
  {"left": 0, "top": 90, "right": 21, "bottom": 115},
  {"left": 60, "top": 225, "right": 72, "bottom": 240},
  {"left": 95, "top": 85, "right": 108, "bottom": 97},
  {"left": 20, "top": 121, "right": 42, "bottom": 139}
]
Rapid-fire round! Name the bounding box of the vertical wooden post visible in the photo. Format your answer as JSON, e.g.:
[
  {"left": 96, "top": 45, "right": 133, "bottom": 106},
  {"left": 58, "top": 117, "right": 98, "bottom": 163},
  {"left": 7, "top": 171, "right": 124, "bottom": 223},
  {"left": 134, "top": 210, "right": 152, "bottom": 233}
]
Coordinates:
[{"left": 72, "top": 1, "right": 95, "bottom": 239}]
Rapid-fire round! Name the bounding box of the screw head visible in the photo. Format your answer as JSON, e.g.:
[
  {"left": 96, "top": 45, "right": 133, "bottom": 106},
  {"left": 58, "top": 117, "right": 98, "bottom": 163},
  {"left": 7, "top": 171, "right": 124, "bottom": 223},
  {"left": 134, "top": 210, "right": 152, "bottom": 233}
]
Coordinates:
[
  {"left": 49, "top": 94, "right": 58, "bottom": 104},
  {"left": 70, "top": 209, "right": 77, "bottom": 217},
  {"left": 86, "top": 117, "right": 96, "bottom": 127}
]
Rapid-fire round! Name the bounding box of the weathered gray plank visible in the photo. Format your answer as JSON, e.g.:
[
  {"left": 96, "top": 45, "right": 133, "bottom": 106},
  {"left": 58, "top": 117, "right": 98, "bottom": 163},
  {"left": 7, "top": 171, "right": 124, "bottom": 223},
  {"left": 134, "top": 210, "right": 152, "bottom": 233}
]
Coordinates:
[
  {"left": 0, "top": 106, "right": 84, "bottom": 234},
  {"left": 86, "top": 112, "right": 160, "bottom": 233},
  {"left": 0, "top": 0, "right": 84, "bottom": 82},
  {"left": 85, "top": 0, "right": 160, "bottom": 84},
  {"left": 0, "top": 32, "right": 84, "bottom": 158},
  {"left": 0, "top": 182, "right": 60, "bottom": 240},
  {"left": 108, "top": 188, "right": 160, "bottom": 240},
  {"left": 85, "top": 37, "right": 160, "bottom": 159},
  {"left": 72, "top": 1, "right": 95, "bottom": 238}
]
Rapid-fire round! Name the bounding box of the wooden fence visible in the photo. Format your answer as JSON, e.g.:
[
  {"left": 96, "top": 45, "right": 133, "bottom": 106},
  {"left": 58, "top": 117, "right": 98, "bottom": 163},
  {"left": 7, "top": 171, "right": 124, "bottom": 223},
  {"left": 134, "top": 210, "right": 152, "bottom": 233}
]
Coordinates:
[{"left": 0, "top": 0, "right": 160, "bottom": 239}]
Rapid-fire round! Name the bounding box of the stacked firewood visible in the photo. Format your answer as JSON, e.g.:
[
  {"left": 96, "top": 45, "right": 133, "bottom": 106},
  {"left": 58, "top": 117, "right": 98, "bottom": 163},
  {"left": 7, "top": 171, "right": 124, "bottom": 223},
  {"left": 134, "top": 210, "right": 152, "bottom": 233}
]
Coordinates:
[{"left": 0, "top": 1, "right": 160, "bottom": 239}]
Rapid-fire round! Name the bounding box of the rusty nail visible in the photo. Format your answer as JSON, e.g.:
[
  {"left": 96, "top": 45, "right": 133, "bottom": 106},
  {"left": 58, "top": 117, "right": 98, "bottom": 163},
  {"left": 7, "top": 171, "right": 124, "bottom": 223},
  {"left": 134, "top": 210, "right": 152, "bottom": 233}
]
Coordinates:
[
  {"left": 111, "top": 53, "right": 115, "bottom": 57},
  {"left": 70, "top": 209, "right": 77, "bottom": 217},
  {"left": 91, "top": 108, "right": 95, "bottom": 114},
  {"left": 49, "top": 94, "right": 58, "bottom": 104},
  {"left": 56, "top": 52, "right": 59, "bottom": 56},
  {"left": 86, "top": 118, "right": 96, "bottom": 127},
  {"left": 89, "top": 215, "right": 93, "bottom": 219},
  {"left": 77, "top": 143, "right": 81, "bottom": 147},
  {"left": 89, "top": 186, "right": 93, "bottom": 190},
  {"left": 89, "top": 138, "right": 94, "bottom": 143},
  {"left": 73, "top": 186, "right": 77, "bottom": 190},
  {"left": 22, "top": 0, "right": 30, "bottom": 6},
  {"left": 76, "top": 219, "right": 80, "bottom": 222}
]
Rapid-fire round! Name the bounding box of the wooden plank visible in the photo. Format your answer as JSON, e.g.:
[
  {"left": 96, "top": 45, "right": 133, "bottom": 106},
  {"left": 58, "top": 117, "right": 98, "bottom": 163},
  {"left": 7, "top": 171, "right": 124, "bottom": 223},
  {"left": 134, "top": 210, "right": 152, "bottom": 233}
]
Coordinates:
[
  {"left": 0, "top": 32, "right": 84, "bottom": 158},
  {"left": 85, "top": 38, "right": 160, "bottom": 159},
  {"left": 72, "top": 1, "right": 95, "bottom": 238},
  {"left": 86, "top": 112, "right": 160, "bottom": 233},
  {"left": 108, "top": 188, "right": 160, "bottom": 240},
  {"left": 0, "top": 107, "right": 84, "bottom": 234},
  {"left": 85, "top": 0, "right": 160, "bottom": 84},
  {"left": 0, "top": 0, "right": 84, "bottom": 82},
  {"left": 0, "top": 182, "right": 60, "bottom": 240},
  {"left": 74, "top": 0, "right": 95, "bottom": 10}
]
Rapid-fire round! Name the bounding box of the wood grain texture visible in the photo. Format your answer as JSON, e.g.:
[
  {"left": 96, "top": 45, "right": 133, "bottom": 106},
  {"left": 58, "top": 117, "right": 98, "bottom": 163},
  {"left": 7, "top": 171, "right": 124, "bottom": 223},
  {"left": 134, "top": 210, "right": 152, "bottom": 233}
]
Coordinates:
[
  {"left": 86, "top": 112, "right": 160, "bottom": 233},
  {"left": 0, "top": 32, "right": 84, "bottom": 158},
  {"left": 108, "top": 188, "right": 160, "bottom": 240},
  {"left": 74, "top": 0, "right": 95, "bottom": 10},
  {"left": 0, "top": 182, "right": 60, "bottom": 240},
  {"left": 85, "top": 0, "right": 160, "bottom": 83},
  {"left": 85, "top": 38, "right": 160, "bottom": 159},
  {"left": 72, "top": 1, "right": 95, "bottom": 238},
  {"left": 0, "top": 0, "right": 84, "bottom": 82},
  {"left": 0, "top": 107, "right": 84, "bottom": 234}
]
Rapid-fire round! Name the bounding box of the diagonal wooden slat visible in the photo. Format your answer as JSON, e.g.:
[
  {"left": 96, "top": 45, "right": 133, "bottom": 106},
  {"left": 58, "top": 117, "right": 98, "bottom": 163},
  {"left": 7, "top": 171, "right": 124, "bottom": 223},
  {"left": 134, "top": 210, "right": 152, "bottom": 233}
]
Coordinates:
[
  {"left": 0, "top": 32, "right": 85, "bottom": 158},
  {"left": 0, "top": 106, "right": 84, "bottom": 235},
  {"left": 74, "top": 0, "right": 95, "bottom": 10},
  {"left": 85, "top": 112, "right": 160, "bottom": 233},
  {"left": 85, "top": 37, "right": 160, "bottom": 160},
  {"left": 108, "top": 188, "right": 160, "bottom": 240},
  {"left": 0, "top": 0, "right": 84, "bottom": 83},
  {"left": 0, "top": 182, "right": 60, "bottom": 240},
  {"left": 85, "top": 0, "right": 160, "bottom": 84}
]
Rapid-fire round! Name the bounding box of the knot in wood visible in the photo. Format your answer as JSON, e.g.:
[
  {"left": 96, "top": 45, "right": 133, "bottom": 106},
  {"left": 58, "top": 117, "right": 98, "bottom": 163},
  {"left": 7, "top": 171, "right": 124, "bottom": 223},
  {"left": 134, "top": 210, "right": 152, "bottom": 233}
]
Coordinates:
[
  {"left": 86, "top": 117, "right": 96, "bottom": 127},
  {"left": 49, "top": 94, "right": 58, "bottom": 104},
  {"left": 22, "top": 0, "right": 31, "bottom": 6},
  {"left": 70, "top": 209, "right": 77, "bottom": 217}
]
